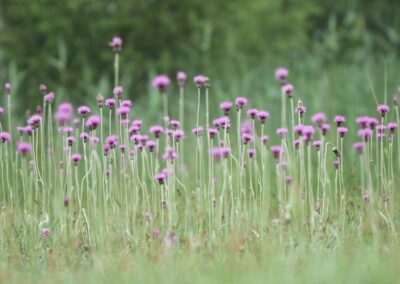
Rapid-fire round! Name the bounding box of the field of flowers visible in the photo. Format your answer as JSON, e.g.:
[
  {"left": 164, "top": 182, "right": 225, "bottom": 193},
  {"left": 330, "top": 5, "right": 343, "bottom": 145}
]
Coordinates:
[{"left": 1, "top": 36, "right": 400, "bottom": 283}]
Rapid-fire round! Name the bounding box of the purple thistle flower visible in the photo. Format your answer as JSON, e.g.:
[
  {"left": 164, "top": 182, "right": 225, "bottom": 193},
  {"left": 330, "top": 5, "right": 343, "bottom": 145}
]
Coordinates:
[
  {"left": 357, "top": 128, "right": 373, "bottom": 141},
  {"left": 131, "top": 119, "right": 143, "bottom": 128},
  {"left": 356, "top": 116, "right": 369, "bottom": 128},
  {"left": 377, "top": 104, "right": 390, "bottom": 116},
  {"left": 154, "top": 172, "right": 167, "bottom": 184},
  {"left": 276, "top": 127, "right": 288, "bottom": 137},
  {"left": 241, "top": 120, "right": 253, "bottom": 134},
  {"left": 113, "top": 86, "right": 124, "bottom": 97},
  {"left": 334, "top": 115, "right": 346, "bottom": 127},
  {"left": 302, "top": 125, "right": 315, "bottom": 141},
  {"left": 177, "top": 71, "right": 187, "bottom": 86},
  {"left": 208, "top": 128, "right": 218, "bottom": 139},
  {"left": 313, "top": 140, "right": 322, "bottom": 151},
  {"left": 256, "top": 110, "right": 270, "bottom": 123},
  {"left": 27, "top": 114, "right": 42, "bottom": 128},
  {"left": 105, "top": 98, "right": 116, "bottom": 108},
  {"left": 150, "top": 125, "right": 164, "bottom": 138},
  {"left": 44, "top": 92, "right": 55, "bottom": 103},
  {"left": 77, "top": 105, "right": 91, "bottom": 116},
  {"left": 320, "top": 123, "right": 330, "bottom": 136},
  {"left": 242, "top": 132, "right": 253, "bottom": 144},
  {"left": 387, "top": 122, "right": 398, "bottom": 134},
  {"left": 275, "top": 67, "right": 289, "bottom": 82},
  {"left": 58, "top": 102, "right": 73, "bottom": 114},
  {"left": 282, "top": 83, "right": 293, "bottom": 97},
  {"left": 39, "top": 84, "right": 47, "bottom": 94},
  {"left": 210, "top": 147, "right": 231, "bottom": 159},
  {"left": 194, "top": 75, "right": 207, "bottom": 87},
  {"left": 152, "top": 75, "right": 171, "bottom": 91},
  {"left": 163, "top": 147, "right": 177, "bottom": 162},
  {"left": 109, "top": 36, "right": 122, "bottom": 52},
  {"left": 192, "top": 126, "right": 204, "bottom": 136},
  {"left": 86, "top": 115, "right": 101, "bottom": 131},
  {"left": 247, "top": 148, "right": 256, "bottom": 158},
  {"left": 296, "top": 103, "right": 307, "bottom": 117},
  {"left": 0, "top": 131, "right": 11, "bottom": 143},
  {"left": 169, "top": 120, "right": 181, "bottom": 129},
  {"left": 368, "top": 117, "right": 379, "bottom": 129},
  {"left": 117, "top": 106, "right": 130, "bottom": 119},
  {"left": 64, "top": 196, "right": 70, "bottom": 207},
  {"left": 294, "top": 124, "right": 304, "bottom": 136},
  {"left": 4, "top": 82, "right": 11, "bottom": 92},
  {"left": 337, "top": 127, "right": 348, "bottom": 138},
  {"left": 90, "top": 136, "right": 99, "bottom": 145},
  {"left": 174, "top": 129, "right": 185, "bottom": 142},
  {"left": 220, "top": 101, "right": 233, "bottom": 115},
  {"left": 66, "top": 136, "right": 75, "bottom": 147},
  {"left": 105, "top": 135, "right": 119, "bottom": 148},
  {"left": 121, "top": 99, "right": 132, "bottom": 108},
  {"left": 16, "top": 141, "right": 32, "bottom": 155},
  {"left": 119, "top": 144, "right": 127, "bottom": 153},
  {"left": 270, "top": 145, "right": 282, "bottom": 161},
  {"left": 247, "top": 108, "right": 258, "bottom": 119},
  {"left": 71, "top": 153, "right": 82, "bottom": 165},
  {"left": 376, "top": 124, "right": 386, "bottom": 134},
  {"left": 146, "top": 140, "right": 156, "bottom": 152},
  {"left": 311, "top": 112, "right": 327, "bottom": 125},
  {"left": 353, "top": 142, "right": 364, "bottom": 154},
  {"left": 285, "top": 175, "right": 293, "bottom": 184},
  {"left": 235, "top": 97, "right": 248, "bottom": 109},
  {"left": 80, "top": 132, "right": 89, "bottom": 142},
  {"left": 261, "top": 135, "right": 269, "bottom": 145},
  {"left": 40, "top": 228, "right": 52, "bottom": 239}
]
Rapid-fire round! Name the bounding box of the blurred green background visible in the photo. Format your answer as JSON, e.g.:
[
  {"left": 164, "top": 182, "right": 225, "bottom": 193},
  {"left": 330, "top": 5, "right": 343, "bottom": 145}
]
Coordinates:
[{"left": 0, "top": 0, "right": 399, "bottom": 115}]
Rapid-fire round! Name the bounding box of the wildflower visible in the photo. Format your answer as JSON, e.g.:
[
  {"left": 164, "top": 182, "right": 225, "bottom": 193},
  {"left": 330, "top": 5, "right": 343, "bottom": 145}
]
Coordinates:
[
  {"left": 17, "top": 126, "right": 33, "bottom": 136},
  {"left": 194, "top": 75, "right": 207, "bottom": 88},
  {"left": 285, "top": 175, "right": 293, "bottom": 184},
  {"left": 275, "top": 67, "right": 289, "bottom": 82},
  {"left": 256, "top": 110, "right": 270, "bottom": 123},
  {"left": 377, "top": 104, "right": 390, "bottom": 116},
  {"left": 59, "top": 126, "right": 74, "bottom": 136},
  {"left": 96, "top": 94, "right": 104, "bottom": 108},
  {"left": 4, "top": 82, "right": 11, "bottom": 93},
  {"left": 241, "top": 120, "right": 253, "bottom": 134},
  {"left": 220, "top": 101, "right": 233, "bottom": 115},
  {"left": 77, "top": 105, "right": 91, "bottom": 117},
  {"left": 357, "top": 128, "right": 373, "bottom": 141},
  {"left": 270, "top": 145, "right": 282, "bottom": 160},
  {"left": 192, "top": 126, "right": 204, "bottom": 136},
  {"left": 44, "top": 92, "right": 55, "bottom": 103},
  {"left": 247, "top": 148, "right": 256, "bottom": 158},
  {"left": 152, "top": 75, "right": 170, "bottom": 91},
  {"left": 27, "top": 114, "right": 42, "bottom": 129},
  {"left": 117, "top": 106, "right": 130, "bottom": 119},
  {"left": 39, "top": 84, "right": 47, "bottom": 94},
  {"left": 376, "top": 124, "right": 386, "bottom": 134},
  {"left": 86, "top": 115, "right": 101, "bottom": 131},
  {"left": 131, "top": 119, "right": 143, "bottom": 128},
  {"left": 121, "top": 100, "right": 132, "bottom": 108},
  {"left": 119, "top": 144, "right": 126, "bottom": 153},
  {"left": 113, "top": 86, "right": 124, "bottom": 97},
  {"left": 0, "top": 132, "right": 11, "bottom": 143},
  {"left": 150, "top": 125, "right": 164, "bottom": 138},
  {"left": 163, "top": 147, "right": 177, "bottom": 161},
  {"left": 353, "top": 142, "right": 364, "bottom": 154},
  {"left": 334, "top": 115, "right": 346, "bottom": 127},
  {"left": 71, "top": 153, "right": 82, "bottom": 165},
  {"left": 242, "top": 133, "right": 253, "bottom": 144},
  {"left": 177, "top": 71, "right": 187, "bottom": 86},
  {"left": 67, "top": 136, "right": 75, "bottom": 147},
  {"left": 173, "top": 129, "right": 185, "bottom": 142},
  {"left": 90, "top": 136, "right": 100, "bottom": 145},
  {"left": 293, "top": 139, "right": 300, "bottom": 150},
  {"left": 247, "top": 108, "right": 258, "bottom": 119},
  {"left": 169, "top": 120, "right": 181, "bottom": 129},
  {"left": 109, "top": 36, "right": 122, "bottom": 52},
  {"left": 261, "top": 135, "right": 269, "bottom": 145},
  {"left": 356, "top": 116, "right": 369, "bottom": 128},
  {"left": 368, "top": 117, "right": 379, "bottom": 129},
  {"left": 146, "top": 140, "right": 156, "bottom": 152},
  {"left": 16, "top": 142, "right": 32, "bottom": 155},
  {"left": 302, "top": 125, "right": 315, "bottom": 141},
  {"left": 337, "top": 127, "right": 348, "bottom": 138},
  {"left": 40, "top": 228, "right": 52, "bottom": 239},
  {"left": 80, "top": 132, "right": 89, "bottom": 142},
  {"left": 211, "top": 147, "right": 231, "bottom": 159},
  {"left": 58, "top": 102, "right": 73, "bottom": 114},
  {"left": 311, "top": 112, "right": 327, "bottom": 125},
  {"left": 208, "top": 128, "right": 218, "bottom": 139},
  {"left": 333, "top": 159, "right": 340, "bottom": 170},
  {"left": 320, "top": 123, "right": 330, "bottom": 136},
  {"left": 363, "top": 192, "right": 369, "bottom": 202},
  {"left": 276, "top": 127, "right": 288, "bottom": 137},
  {"left": 235, "top": 97, "right": 248, "bottom": 109},
  {"left": 294, "top": 124, "right": 304, "bottom": 136},
  {"left": 296, "top": 103, "right": 307, "bottom": 118},
  {"left": 105, "top": 135, "right": 118, "bottom": 148},
  {"left": 388, "top": 122, "right": 398, "bottom": 134},
  {"left": 282, "top": 83, "right": 293, "bottom": 97},
  {"left": 105, "top": 98, "right": 116, "bottom": 108},
  {"left": 313, "top": 140, "right": 322, "bottom": 151}
]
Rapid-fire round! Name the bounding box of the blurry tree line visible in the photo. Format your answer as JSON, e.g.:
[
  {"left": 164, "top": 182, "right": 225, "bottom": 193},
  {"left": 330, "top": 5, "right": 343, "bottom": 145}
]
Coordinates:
[{"left": 0, "top": 0, "right": 399, "bottom": 108}]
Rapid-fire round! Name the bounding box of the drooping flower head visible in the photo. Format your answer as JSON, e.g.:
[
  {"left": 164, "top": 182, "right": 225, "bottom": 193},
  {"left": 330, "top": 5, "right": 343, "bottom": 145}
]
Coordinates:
[{"left": 152, "top": 75, "right": 171, "bottom": 91}]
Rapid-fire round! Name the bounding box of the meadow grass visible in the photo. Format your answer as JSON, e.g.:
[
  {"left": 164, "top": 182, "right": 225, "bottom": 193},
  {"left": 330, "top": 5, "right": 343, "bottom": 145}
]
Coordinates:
[{"left": 1, "top": 39, "right": 400, "bottom": 283}]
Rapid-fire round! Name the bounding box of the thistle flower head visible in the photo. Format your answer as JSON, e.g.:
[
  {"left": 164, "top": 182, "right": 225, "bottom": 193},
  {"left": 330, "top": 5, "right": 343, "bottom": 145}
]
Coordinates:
[
  {"left": 242, "top": 132, "right": 253, "bottom": 144},
  {"left": 337, "top": 127, "right": 348, "bottom": 137},
  {"left": 334, "top": 115, "right": 346, "bottom": 126},
  {"left": 220, "top": 101, "right": 233, "bottom": 115},
  {"left": 27, "top": 114, "right": 42, "bottom": 128},
  {"left": 275, "top": 67, "right": 289, "bottom": 82},
  {"left": 16, "top": 141, "right": 32, "bottom": 155},
  {"left": 247, "top": 148, "right": 256, "bottom": 158},
  {"left": 105, "top": 135, "right": 119, "bottom": 147},
  {"left": 313, "top": 140, "right": 322, "bottom": 151},
  {"left": 388, "top": 122, "right": 398, "bottom": 134},
  {"left": 146, "top": 140, "right": 157, "bottom": 151},
  {"left": 261, "top": 135, "right": 269, "bottom": 145},
  {"left": 311, "top": 112, "right": 327, "bottom": 125},
  {"left": 80, "top": 132, "right": 90, "bottom": 142},
  {"left": 177, "top": 71, "right": 187, "bottom": 86},
  {"left": 117, "top": 106, "right": 130, "bottom": 118},
  {"left": 320, "top": 123, "right": 330, "bottom": 136},
  {"left": 256, "top": 110, "right": 270, "bottom": 123},
  {"left": 296, "top": 101, "right": 307, "bottom": 117},
  {"left": 210, "top": 147, "right": 231, "bottom": 159},
  {"left": 44, "top": 92, "right": 55, "bottom": 103},
  {"left": 40, "top": 228, "right": 52, "bottom": 239},
  {"left": 276, "top": 127, "right": 288, "bottom": 137},
  {"left": 71, "top": 153, "right": 82, "bottom": 165},
  {"left": 150, "top": 125, "right": 164, "bottom": 138},
  {"left": 0, "top": 106, "right": 4, "bottom": 115},
  {"left": 77, "top": 105, "right": 91, "bottom": 116},
  {"left": 109, "top": 36, "right": 122, "bottom": 52},
  {"left": 113, "top": 86, "right": 124, "bottom": 97},
  {"left": 235, "top": 97, "right": 248, "bottom": 109},
  {"left": 194, "top": 75, "right": 207, "bottom": 87},
  {"left": 86, "top": 115, "right": 101, "bottom": 131},
  {"left": 270, "top": 145, "right": 282, "bottom": 160},
  {"left": 121, "top": 99, "right": 132, "bottom": 108},
  {"left": 302, "top": 125, "right": 315, "bottom": 141},
  {"left": 353, "top": 142, "right": 364, "bottom": 154},
  {"left": 294, "top": 124, "right": 304, "bottom": 136},
  {"left": 154, "top": 172, "right": 167, "bottom": 184},
  {"left": 173, "top": 129, "right": 185, "bottom": 141},
  {"left": 192, "top": 126, "right": 204, "bottom": 136},
  {"left": 357, "top": 128, "right": 373, "bottom": 141},
  {"left": 105, "top": 98, "right": 116, "bottom": 108},
  {"left": 377, "top": 104, "right": 390, "bottom": 116},
  {"left": 208, "top": 128, "right": 218, "bottom": 139},
  {"left": 4, "top": 82, "right": 11, "bottom": 93},
  {"left": 247, "top": 108, "right": 258, "bottom": 119},
  {"left": 152, "top": 75, "right": 171, "bottom": 91},
  {"left": 0, "top": 132, "right": 11, "bottom": 143},
  {"left": 356, "top": 116, "right": 369, "bottom": 128},
  {"left": 368, "top": 117, "right": 379, "bottom": 129},
  {"left": 169, "top": 120, "right": 181, "bottom": 129},
  {"left": 282, "top": 83, "right": 293, "bottom": 97}
]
